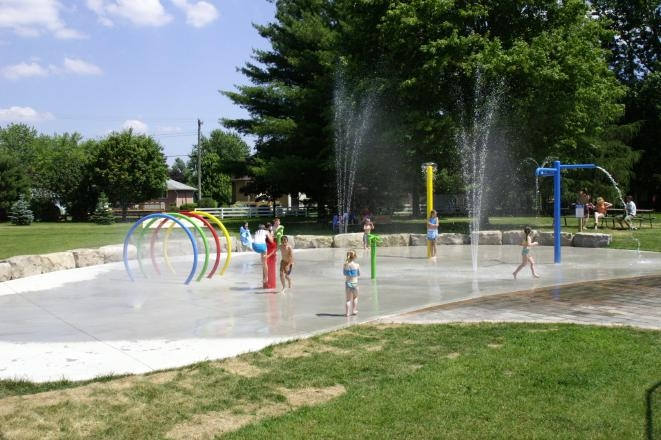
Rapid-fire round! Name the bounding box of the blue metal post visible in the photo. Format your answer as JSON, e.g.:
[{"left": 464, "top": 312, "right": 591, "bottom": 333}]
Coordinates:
[
  {"left": 553, "top": 160, "right": 561, "bottom": 263},
  {"left": 535, "top": 161, "right": 596, "bottom": 264}
]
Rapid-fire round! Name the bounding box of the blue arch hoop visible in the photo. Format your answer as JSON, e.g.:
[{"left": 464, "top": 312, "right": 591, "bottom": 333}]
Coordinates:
[{"left": 123, "top": 213, "right": 200, "bottom": 285}]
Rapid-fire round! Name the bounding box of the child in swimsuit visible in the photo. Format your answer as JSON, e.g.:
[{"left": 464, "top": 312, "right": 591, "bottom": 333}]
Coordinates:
[
  {"left": 362, "top": 218, "right": 374, "bottom": 249},
  {"left": 427, "top": 210, "right": 439, "bottom": 258},
  {"left": 343, "top": 249, "right": 361, "bottom": 316},
  {"left": 513, "top": 226, "right": 540, "bottom": 279},
  {"left": 279, "top": 236, "right": 294, "bottom": 292},
  {"left": 252, "top": 224, "right": 270, "bottom": 284}
]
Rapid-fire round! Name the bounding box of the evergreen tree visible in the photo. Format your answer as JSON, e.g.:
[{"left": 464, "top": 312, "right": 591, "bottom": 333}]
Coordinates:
[
  {"left": 8, "top": 195, "right": 34, "bottom": 226},
  {"left": 222, "top": 0, "right": 338, "bottom": 208},
  {"left": 89, "top": 193, "right": 115, "bottom": 225}
]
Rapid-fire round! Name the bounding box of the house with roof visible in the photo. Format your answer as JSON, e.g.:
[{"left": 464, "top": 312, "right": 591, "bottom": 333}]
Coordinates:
[{"left": 137, "top": 179, "right": 197, "bottom": 210}]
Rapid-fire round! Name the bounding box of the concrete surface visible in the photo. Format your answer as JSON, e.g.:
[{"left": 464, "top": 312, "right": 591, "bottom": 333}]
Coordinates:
[{"left": 1, "top": 245, "right": 660, "bottom": 382}]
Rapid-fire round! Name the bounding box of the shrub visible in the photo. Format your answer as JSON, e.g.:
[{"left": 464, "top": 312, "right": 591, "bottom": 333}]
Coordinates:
[
  {"left": 197, "top": 197, "right": 217, "bottom": 208},
  {"left": 9, "top": 195, "right": 34, "bottom": 225},
  {"left": 179, "top": 203, "right": 197, "bottom": 211},
  {"left": 89, "top": 193, "right": 116, "bottom": 225}
]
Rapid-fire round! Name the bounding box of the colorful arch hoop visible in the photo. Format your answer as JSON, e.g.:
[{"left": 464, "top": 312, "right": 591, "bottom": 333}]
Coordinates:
[
  {"left": 136, "top": 212, "right": 209, "bottom": 282},
  {"left": 123, "top": 213, "right": 199, "bottom": 285},
  {"left": 123, "top": 211, "right": 233, "bottom": 284},
  {"left": 191, "top": 210, "right": 232, "bottom": 276}
]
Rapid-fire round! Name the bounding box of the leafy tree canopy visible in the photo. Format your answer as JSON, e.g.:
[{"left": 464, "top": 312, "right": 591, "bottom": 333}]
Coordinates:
[{"left": 89, "top": 130, "right": 168, "bottom": 220}]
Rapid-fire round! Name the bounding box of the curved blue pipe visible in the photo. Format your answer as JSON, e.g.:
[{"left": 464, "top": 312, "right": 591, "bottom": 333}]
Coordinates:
[{"left": 123, "top": 213, "right": 199, "bottom": 285}]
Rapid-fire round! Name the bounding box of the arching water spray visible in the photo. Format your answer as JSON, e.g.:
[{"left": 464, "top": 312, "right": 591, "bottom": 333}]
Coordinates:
[{"left": 596, "top": 166, "right": 641, "bottom": 253}]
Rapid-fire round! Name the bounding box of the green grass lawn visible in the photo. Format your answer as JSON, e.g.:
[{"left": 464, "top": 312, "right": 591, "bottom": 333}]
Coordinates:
[{"left": 0, "top": 324, "right": 658, "bottom": 439}]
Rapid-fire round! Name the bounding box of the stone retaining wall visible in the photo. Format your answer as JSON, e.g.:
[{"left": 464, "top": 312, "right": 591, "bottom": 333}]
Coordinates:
[{"left": 0, "top": 230, "right": 610, "bottom": 282}]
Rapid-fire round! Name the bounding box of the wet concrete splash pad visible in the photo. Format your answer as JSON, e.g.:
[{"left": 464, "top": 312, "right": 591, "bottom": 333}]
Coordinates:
[{"left": 1, "top": 245, "right": 660, "bottom": 382}]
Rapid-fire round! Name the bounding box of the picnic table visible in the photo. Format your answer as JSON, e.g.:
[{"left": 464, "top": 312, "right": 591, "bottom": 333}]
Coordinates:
[{"left": 602, "top": 208, "right": 655, "bottom": 229}]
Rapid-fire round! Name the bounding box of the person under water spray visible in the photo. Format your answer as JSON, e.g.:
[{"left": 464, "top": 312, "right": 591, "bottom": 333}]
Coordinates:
[{"left": 513, "top": 226, "right": 540, "bottom": 279}]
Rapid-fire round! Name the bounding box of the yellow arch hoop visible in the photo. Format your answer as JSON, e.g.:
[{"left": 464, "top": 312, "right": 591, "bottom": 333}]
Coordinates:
[{"left": 193, "top": 210, "right": 233, "bottom": 276}]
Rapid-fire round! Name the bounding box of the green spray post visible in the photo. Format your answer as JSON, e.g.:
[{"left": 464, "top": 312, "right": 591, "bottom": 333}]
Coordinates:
[{"left": 368, "top": 233, "right": 382, "bottom": 279}]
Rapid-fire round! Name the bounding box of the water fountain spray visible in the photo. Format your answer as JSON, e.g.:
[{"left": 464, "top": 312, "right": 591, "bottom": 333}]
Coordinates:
[{"left": 334, "top": 78, "right": 375, "bottom": 233}]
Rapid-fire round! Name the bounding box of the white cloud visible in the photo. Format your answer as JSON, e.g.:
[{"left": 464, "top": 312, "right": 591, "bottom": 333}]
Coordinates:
[
  {"left": 85, "top": 0, "right": 113, "bottom": 26},
  {"left": 0, "top": 0, "right": 85, "bottom": 39},
  {"left": 1, "top": 58, "right": 103, "bottom": 80},
  {"left": 61, "top": 57, "right": 103, "bottom": 75},
  {"left": 1, "top": 61, "right": 49, "bottom": 80},
  {"left": 123, "top": 119, "right": 149, "bottom": 134},
  {"left": 0, "top": 106, "right": 54, "bottom": 121},
  {"left": 171, "top": 0, "right": 218, "bottom": 28},
  {"left": 86, "top": 0, "right": 173, "bottom": 27}
]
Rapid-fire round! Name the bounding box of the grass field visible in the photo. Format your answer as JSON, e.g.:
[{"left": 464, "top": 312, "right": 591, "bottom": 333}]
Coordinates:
[
  {"left": 0, "top": 216, "right": 659, "bottom": 439},
  {"left": 0, "top": 324, "right": 659, "bottom": 439}
]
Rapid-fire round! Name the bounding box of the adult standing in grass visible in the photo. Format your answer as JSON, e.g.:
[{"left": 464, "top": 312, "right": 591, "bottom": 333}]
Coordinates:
[
  {"left": 343, "top": 249, "right": 360, "bottom": 316},
  {"left": 513, "top": 226, "right": 540, "bottom": 279},
  {"left": 577, "top": 188, "right": 592, "bottom": 231},
  {"left": 426, "top": 209, "right": 439, "bottom": 258}
]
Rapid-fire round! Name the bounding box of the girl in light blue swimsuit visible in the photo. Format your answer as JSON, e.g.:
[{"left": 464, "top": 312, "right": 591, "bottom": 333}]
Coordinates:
[
  {"left": 343, "top": 250, "right": 361, "bottom": 316},
  {"left": 513, "top": 226, "right": 540, "bottom": 279},
  {"left": 427, "top": 210, "right": 439, "bottom": 258}
]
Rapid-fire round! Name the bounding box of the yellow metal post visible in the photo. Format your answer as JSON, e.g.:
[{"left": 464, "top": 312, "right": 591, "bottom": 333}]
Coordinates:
[{"left": 424, "top": 163, "right": 436, "bottom": 258}]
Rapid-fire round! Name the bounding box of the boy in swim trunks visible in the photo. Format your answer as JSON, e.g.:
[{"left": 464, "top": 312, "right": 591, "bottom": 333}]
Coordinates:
[
  {"left": 343, "top": 249, "right": 361, "bottom": 316},
  {"left": 279, "top": 235, "right": 294, "bottom": 292}
]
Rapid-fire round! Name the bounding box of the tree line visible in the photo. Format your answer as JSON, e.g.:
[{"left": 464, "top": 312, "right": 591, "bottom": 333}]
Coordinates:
[
  {"left": 1, "top": 0, "right": 659, "bottom": 221},
  {"left": 0, "top": 125, "right": 250, "bottom": 222},
  {"left": 223, "top": 0, "right": 659, "bottom": 214}
]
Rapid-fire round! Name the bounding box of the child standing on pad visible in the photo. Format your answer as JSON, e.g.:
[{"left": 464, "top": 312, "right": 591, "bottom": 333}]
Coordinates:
[
  {"left": 343, "top": 250, "right": 361, "bottom": 316},
  {"left": 279, "top": 236, "right": 294, "bottom": 292},
  {"left": 513, "top": 226, "right": 540, "bottom": 279}
]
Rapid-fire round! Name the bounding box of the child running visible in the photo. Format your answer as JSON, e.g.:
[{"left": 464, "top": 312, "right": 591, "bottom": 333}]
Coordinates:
[
  {"left": 343, "top": 249, "right": 361, "bottom": 316},
  {"left": 279, "top": 236, "right": 294, "bottom": 292},
  {"left": 513, "top": 226, "right": 540, "bottom": 279}
]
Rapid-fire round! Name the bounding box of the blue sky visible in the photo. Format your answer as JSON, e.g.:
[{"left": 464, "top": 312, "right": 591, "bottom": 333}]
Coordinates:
[{"left": 0, "top": 0, "right": 276, "bottom": 164}]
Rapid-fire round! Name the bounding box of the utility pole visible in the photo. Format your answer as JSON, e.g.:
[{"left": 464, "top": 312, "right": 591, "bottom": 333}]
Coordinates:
[{"left": 197, "top": 118, "right": 203, "bottom": 200}]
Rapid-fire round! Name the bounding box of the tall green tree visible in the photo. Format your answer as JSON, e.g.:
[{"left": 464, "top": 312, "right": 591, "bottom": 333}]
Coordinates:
[
  {"left": 187, "top": 129, "right": 250, "bottom": 205},
  {"left": 222, "top": 0, "right": 338, "bottom": 209},
  {"left": 0, "top": 154, "right": 30, "bottom": 221},
  {"left": 169, "top": 157, "right": 190, "bottom": 183},
  {"left": 0, "top": 123, "right": 38, "bottom": 167},
  {"left": 31, "top": 133, "right": 93, "bottom": 220},
  {"left": 89, "top": 130, "right": 168, "bottom": 221},
  {"left": 224, "top": 0, "right": 635, "bottom": 215},
  {"left": 592, "top": 0, "right": 661, "bottom": 207}
]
